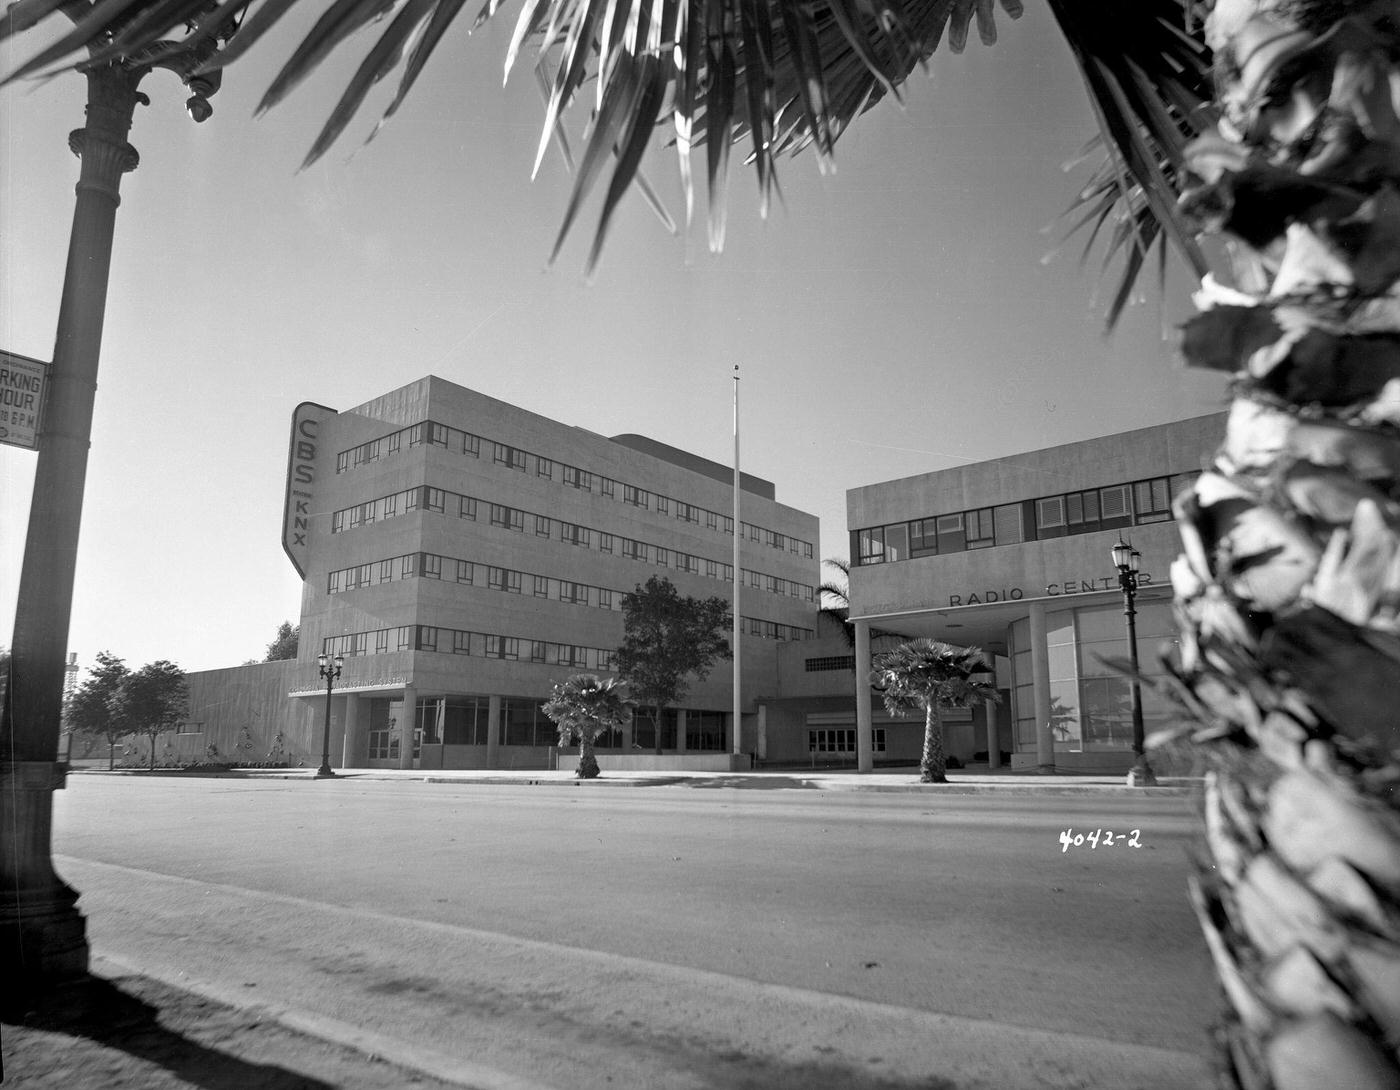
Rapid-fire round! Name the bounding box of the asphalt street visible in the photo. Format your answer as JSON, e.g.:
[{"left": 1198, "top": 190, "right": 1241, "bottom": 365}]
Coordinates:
[{"left": 50, "top": 776, "right": 1217, "bottom": 1089}]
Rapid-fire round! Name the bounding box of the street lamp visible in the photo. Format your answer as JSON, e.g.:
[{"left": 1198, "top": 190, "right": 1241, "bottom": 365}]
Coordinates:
[
  {"left": 315, "top": 653, "right": 343, "bottom": 778},
  {"left": 1111, "top": 539, "right": 1156, "bottom": 787}
]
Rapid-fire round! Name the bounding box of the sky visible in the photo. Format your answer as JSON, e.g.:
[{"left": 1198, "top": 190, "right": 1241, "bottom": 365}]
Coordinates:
[{"left": 1, "top": 2, "right": 1228, "bottom": 674}]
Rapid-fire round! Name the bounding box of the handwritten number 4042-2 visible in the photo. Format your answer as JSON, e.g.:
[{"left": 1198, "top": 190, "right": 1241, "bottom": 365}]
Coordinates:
[{"left": 1059, "top": 828, "right": 1142, "bottom": 852}]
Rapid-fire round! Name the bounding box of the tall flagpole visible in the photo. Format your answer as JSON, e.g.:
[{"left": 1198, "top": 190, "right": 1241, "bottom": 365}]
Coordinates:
[{"left": 732, "top": 364, "right": 742, "bottom": 759}]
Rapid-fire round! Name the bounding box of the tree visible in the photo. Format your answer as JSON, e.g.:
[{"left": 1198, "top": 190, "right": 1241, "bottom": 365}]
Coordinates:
[
  {"left": 543, "top": 674, "right": 636, "bottom": 779},
  {"left": 14, "top": 2, "right": 1400, "bottom": 1083},
  {"left": 116, "top": 661, "right": 189, "bottom": 771},
  {"left": 871, "top": 640, "right": 999, "bottom": 784},
  {"left": 615, "top": 577, "right": 730, "bottom": 755},
  {"left": 818, "top": 559, "right": 855, "bottom": 647},
  {"left": 64, "top": 651, "right": 132, "bottom": 770},
  {"left": 264, "top": 621, "right": 299, "bottom": 662}
]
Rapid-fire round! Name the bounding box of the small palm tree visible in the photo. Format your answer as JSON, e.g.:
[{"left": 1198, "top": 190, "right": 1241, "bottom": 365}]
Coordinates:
[
  {"left": 818, "top": 558, "right": 855, "bottom": 647},
  {"left": 871, "top": 639, "right": 1000, "bottom": 784},
  {"left": 542, "top": 674, "right": 635, "bottom": 779}
]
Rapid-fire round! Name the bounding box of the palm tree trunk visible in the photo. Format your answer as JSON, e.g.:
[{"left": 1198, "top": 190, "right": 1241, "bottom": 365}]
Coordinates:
[
  {"left": 577, "top": 731, "right": 600, "bottom": 778},
  {"left": 1167, "top": 6, "right": 1400, "bottom": 1085},
  {"left": 920, "top": 702, "right": 947, "bottom": 784}
]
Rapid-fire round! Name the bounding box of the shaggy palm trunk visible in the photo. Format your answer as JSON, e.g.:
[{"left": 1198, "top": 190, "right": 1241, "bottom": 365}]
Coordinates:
[
  {"left": 1165, "top": 3, "right": 1400, "bottom": 1086},
  {"left": 920, "top": 703, "right": 947, "bottom": 784},
  {"left": 577, "top": 733, "right": 600, "bottom": 778}
]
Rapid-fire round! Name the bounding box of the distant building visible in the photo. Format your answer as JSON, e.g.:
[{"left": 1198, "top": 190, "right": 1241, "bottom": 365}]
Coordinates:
[
  {"left": 843, "top": 413, "right": 1226, "bottom": 774},
  {"left": 189, "top": 376, "right": 825, "bottom": 770},
  {"left": 182, "top": 385, "right": 1223, "bottom": 776}
]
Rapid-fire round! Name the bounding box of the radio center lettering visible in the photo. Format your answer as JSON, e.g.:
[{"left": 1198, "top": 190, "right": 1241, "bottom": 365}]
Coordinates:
[{"left": 947, "top": 572, "right": 1152, "bottom": 607}]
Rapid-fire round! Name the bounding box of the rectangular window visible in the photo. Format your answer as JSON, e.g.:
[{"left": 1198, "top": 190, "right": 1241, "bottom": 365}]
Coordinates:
[
  {"left": 624, "top": 485, "right": 650, "bottom": 508},
  {"left": 404, "top": 489, "right": 419, "bottom": 512},
  {"left": 622, "top": 538, "right": 645, "bottom": 561},
  {"left": 993, "top": 503, "right": 1024, "bottom": 545},
  {"left": 967, "top": 508, "right": 996, "bottom": 549},
  {"left": 535, "top": 515, "right": 551, "bottom": 537},
  {"left": 654, "top": 547, "right": 669, "bottom": 568},
  {"left": 1133, "top": 478, "right": 1172, "bottom": 523},
  {"left": 378, "top": 559, "right": 394, "bottom": 583},
  {"left": 884, "top": 523, "right": 909, "bottom": 562},
  {"left": 534, "top": 575, "right": 549, "bottom": 598},
  {"left": 536, "top": 456, "right": 554, "bottom": 478},
  {"left": 600, "top": 478, "right": 615, "bottom": 497},
  {"left": 452, "top": 631, "right": 472, "bottom": 655},
  {"left": 418, "top": 626, "right": 439, "bottom": 652},
  {"left": 706, "top": 511, "right": 719, "bottom": 530},
  {"left": 857, "top": 527, "right": 885, "bottom": 565},
  {"left": 401, "top": 554, "right": 417, "bottom": 577},
  {"left": 408, "top": 423, "right": 425, "bottom": 447},
  {"left": 490, "top": 504, "right": 523, "bottom": 531},
  {"left": 1100, "top": 484, "right": 1131, "bottom": 522},
  {"left": 375, "top": 629, "right": 390, "bottom": 655},
  {"left": 456, "top": 560, "right": 473, "bottom": 584},
  {"left": 462, "top": 433, "right": 480, "bottom": 457},
  {"left": 597, "top": 649, "right": 615, "bottom": 671},
  {"left": 387, "top": 432, "right": 402, "bottom": 455},
  {"left": 332, "top": 511, "right": 346, "bottom": 534},
  {"left": 706, "top": 559, "right": 719, "bottom": 579},
  {"left": 425, "top": 488, "right": 446, "bottom": 513},
  {"left": 459, "top": 496, "right": 477, "bottom": 520},
  {"left": 722, "top": 516, "right": 734, "bottom": 535},
  {"left": 1036, "top": 496, "right": 1066, "bottom": 538},
  {"left": 598, "top": 533, "right": 613, "bottom": 554},
  {"left": 656, "top": 496, "right": 669, "bottom": 514},
  {"left": 337, "top": 451, "right": 350, "bottom": 473},
  {"left": 429, "top": 423, "right": 449, "bottom": 447},
  {"left": 382, "top": 493, "right": 398, "bottom": 520},
  {"left": 422, "top": 554, "right": 442, "bottom": 579},
  {"left": 598, "top": 588, "right": 614, "bottom": 610}
]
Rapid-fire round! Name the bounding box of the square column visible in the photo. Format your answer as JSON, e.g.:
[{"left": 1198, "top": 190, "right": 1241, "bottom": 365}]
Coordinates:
[
  {"left": 855, "top": 620, "right": 874, "bottom": 773},
  {"left": 1029, "top": 601, "right": 1055, "bottom": 773},
  {"left": 676, "top": 709, "right": 687, "bottom": 753},
  {"left": 398, "top": 685, "right": 416, "bottom": 769},
  {"left": 342, "top": 693, "right": 362, "bottom": 768},
  {"left": 486, "top": 695, "right": 501, "bottom": 769}
]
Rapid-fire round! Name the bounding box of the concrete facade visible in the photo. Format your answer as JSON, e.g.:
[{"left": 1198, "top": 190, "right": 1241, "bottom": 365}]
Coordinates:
[
  {"left": 187, "top": 376, "right": 830, "bottom": 771},
  {"left": 844, "top": 413, "right": 1227, "bottom": 774}
]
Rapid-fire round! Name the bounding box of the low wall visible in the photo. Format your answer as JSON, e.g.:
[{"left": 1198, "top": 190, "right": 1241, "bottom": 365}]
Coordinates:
[{"left": 554, "top": 751, "right": 751, "bottom": 772}]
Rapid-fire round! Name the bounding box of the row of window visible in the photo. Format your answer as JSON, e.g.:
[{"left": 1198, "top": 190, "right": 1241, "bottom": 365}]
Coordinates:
[
  {"left": 329, "top": 485, "right": 816, "bottom": 601},
  {"left": 334, "top": 419, "right": 816, "bottom": 557},
  {"left": 327, "top": 553, "right": 627, "bottom": 613},
  {"left": 385, "top": 696, "right": 731, "bottom": 752},
  {"left": 805, "top": 656, "right": 856, "bottom": 672},
  {"left": 323, "top": 626, "right": 619, "bottom": 668},
  {"left": 808, "top": 729, "right": 886, "bottom": 753},
  {"left": 322, "top": 607, "right": 812, "bottom": 665},
  {"left": 853, "top": 473, "right": 1197, "bottom": 566}
]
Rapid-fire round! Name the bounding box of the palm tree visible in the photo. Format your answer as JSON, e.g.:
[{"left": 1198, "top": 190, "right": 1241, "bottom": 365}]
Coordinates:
[
  {"left": 542, "top": 674, "right": 635, "bottom": 779},
  {"left": 870, "top": 639, "right": 999, "bottom": 783},
  {"left": 10, "top": 2, "right": 1400, "bottom": 1084},
  {"left": 818, "top": 558, "right": 855, "bottom": 647}
]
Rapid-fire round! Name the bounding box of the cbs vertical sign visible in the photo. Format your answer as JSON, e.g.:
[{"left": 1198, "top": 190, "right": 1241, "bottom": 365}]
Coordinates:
[{"left": 282, "top": 402, "right": 336, "bottom": 577}]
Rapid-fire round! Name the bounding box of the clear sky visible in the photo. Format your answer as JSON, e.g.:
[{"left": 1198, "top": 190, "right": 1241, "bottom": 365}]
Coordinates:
[{"left": 1, "top": 2, "right": 1226, "bottom": 673}]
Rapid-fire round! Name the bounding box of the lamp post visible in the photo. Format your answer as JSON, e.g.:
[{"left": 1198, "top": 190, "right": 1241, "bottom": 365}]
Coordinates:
[
  {"left": 315, "top": 653, "right": 343, "bottom": 778},
  {"left": 1111, "top": 539, "right": 1156, "bottom": 786},
  {"left": 1, "top": 29, "right": 231, "bottom": 1000}
]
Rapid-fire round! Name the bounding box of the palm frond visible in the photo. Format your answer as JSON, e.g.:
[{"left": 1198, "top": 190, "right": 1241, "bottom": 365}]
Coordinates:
[{"left": 5, "top": 0, "right": 1211, "bottom": 311}]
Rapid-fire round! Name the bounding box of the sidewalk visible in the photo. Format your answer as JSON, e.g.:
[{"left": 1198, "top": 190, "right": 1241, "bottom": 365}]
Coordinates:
[{"left": 76, "top": 763, "right": 1202, "bottom": 796}]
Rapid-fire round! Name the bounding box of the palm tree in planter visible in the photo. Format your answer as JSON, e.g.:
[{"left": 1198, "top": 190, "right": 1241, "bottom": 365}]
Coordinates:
[
  {"left": 870, "top": 640, "right": 999, "bottom": 784},
  {"left": 542, "top": 674, "right": 635, "bottom": 779}
]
